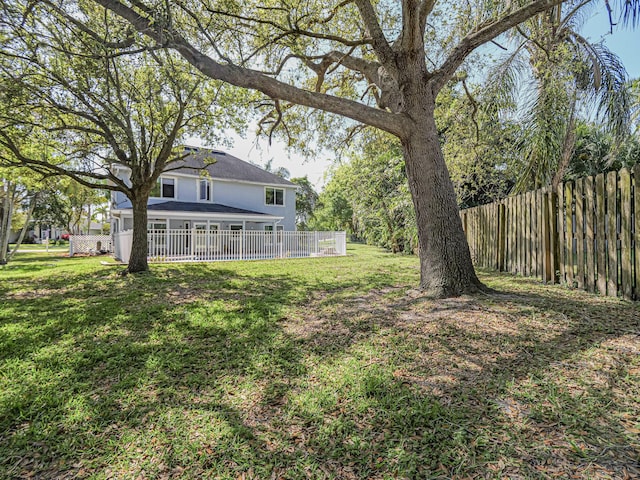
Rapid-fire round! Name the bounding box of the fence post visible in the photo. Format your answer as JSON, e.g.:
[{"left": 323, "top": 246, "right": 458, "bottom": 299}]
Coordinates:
[
  {"left": 620, "top": 168, "right": 632, "bottom": 299},
  {"left": 634, "top": 165, "right": 640, "bottom": 300},
  {"left": 498, "top": 203, "right": 506, "bottom": 271},
  {"left": 191, "top": 226, "right": 195, "bottom": 259},
  {"left": 542, "top": 189, "right": 555, "bottom": 283},
  {"left": 549, "top": 189, "right": 558, "bottom": 284}
]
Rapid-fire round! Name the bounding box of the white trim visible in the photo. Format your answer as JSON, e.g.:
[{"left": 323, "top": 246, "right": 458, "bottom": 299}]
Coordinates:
[
  {"left": 211, "top": 177, "right": 295, "bottom": 189},
  {"left": 112, "top": 209, "right": 283, "bottom": 222}
]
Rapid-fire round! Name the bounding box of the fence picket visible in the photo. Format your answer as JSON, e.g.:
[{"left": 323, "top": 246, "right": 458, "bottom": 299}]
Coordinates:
[
  {"left": 595, "top": 174, "right": 607, "bottom": 295},
  {"left": 509, "top": 197, "right": 516, "bottom": 272},
  {"left": 498, "top": 202, "right": 507, "bottom": 272},
  {"left": 565, "top": 183, "right": 574, "bottom": 287},
  {"left": 557, "top": 183, "right": 565, "bottom": 283},
  {"left": 575, "top": 179, "right": 585, "bottom": 289},
  {"left": 549, "top": 188, "right": 558, "bottom": 284},
  {"left": 635, "top": 165, "right": 640, "bottom": 299},
  {"left": 585, "top": 176, "right": 595, "bottom": 292},
  {"left": 607, "top": 171, "right": 618, "bottom": 297},
  {"left": 620, "top": 168, "right": 633, "bottom": 299}
]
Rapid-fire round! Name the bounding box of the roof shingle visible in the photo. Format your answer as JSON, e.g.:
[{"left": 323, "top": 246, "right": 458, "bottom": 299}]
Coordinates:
[{"left": 168, "top": 149, "right": 294, "bottom": 186}]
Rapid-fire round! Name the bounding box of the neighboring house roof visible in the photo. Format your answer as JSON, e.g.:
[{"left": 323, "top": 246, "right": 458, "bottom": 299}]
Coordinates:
[
  {"left": 169, "top": 149, "right": 295, "bottom": 187},
  {"left": 147, "top": 201, "right": 271, "bottom": 216}
]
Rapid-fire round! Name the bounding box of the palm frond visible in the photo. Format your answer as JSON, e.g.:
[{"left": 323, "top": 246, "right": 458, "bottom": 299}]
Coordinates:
[
  {"left": 572, "top": 39, "right": 631, "bottom": 139},
  {"left": 615, "top": 0, "right": 640, "bottom": 27},
  {"left": 483, "top": 43, "right": 529, "bottom": 113}
]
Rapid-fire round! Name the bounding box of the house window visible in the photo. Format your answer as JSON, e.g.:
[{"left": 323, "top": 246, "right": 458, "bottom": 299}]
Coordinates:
[
  {"left": 264, "top": 225, "right": 273, "bottom": 232},
  {"left": 147, "top": 221, "right": 167, "bottom": 230},
  {"left": 199, "top": 179, "right": 211, "bottom": 201},
  {"left": 265, "top": 187, "right": 284, "bottom": 206},
  {"left": 151, "top": 177, "right": 176, "bottom": 198},
  {"left": 230, "top": 224, "right": 243, "bottom": 231}
]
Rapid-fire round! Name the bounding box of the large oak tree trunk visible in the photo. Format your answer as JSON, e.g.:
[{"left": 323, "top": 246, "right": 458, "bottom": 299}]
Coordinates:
[
  {"left": 401, "top": 99, "right": 484, "bottom": 297},
  {"left": 127, "top": 195, "right": 149, "bottom": 273}
]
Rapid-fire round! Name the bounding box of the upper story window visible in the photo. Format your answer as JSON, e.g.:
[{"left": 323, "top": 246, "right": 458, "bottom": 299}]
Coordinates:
[
  {"left": 199, "top": 179, "right": 211, "bottom": 201},
  {"left": 265, "top": 187, "right": 284, "bottom": 206},
  {"left": 151, "top": 177, "right": 176, "bottom": 198}
]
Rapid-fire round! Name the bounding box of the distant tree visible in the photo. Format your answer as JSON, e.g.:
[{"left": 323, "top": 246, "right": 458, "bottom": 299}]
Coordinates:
[
  {"left": 0, "top": 166, "right": 40, "bottom": 264},
  {"left": 262, "top": 159, "right": 291, "bottom": 180},
  {"left": 33, "top": 179, "right": 106, "bottom": 235},
  {"left": 290, "top": 176, "right": 318, "bottom": 230},
  {"left": 437, "top": 84, "right": 518, "bottom": 208},
  {"left": 565, "top": 121, "right": 640, "bottom": 178},
  {"left": 310, "top": 171, "right": 355, "bottom": 235}
]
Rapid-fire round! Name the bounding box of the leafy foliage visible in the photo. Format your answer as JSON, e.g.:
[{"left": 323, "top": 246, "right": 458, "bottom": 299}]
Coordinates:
[
  {"left": 487, "top": 2, "right": 632, "bottom": 192},
  {"left": 290, "top": 176, "right": 319, "bottom": 230},
  {"left": 0, "top": 0, "right": 248, "bottom": 271},
  {"left": 566, "top": 121, "right": 640, "bottom": 178}
]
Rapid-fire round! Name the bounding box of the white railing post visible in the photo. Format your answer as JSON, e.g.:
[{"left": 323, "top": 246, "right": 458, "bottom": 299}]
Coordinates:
[{"left": 190, "top": 226, "right": 195, "bottom": 259}]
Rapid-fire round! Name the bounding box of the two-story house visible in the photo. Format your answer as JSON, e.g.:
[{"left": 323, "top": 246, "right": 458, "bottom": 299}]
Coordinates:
[{"left": 110, "top": 147, "right": 297, "bottom": 235}]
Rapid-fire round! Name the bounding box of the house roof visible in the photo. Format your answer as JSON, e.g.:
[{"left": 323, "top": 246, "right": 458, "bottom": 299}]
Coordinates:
[
  {"left": 168, "top": 149, "right": 295, "bottom": 187},
  {"left": 147, "top": 201, "right": 271, "bottom": 216}
]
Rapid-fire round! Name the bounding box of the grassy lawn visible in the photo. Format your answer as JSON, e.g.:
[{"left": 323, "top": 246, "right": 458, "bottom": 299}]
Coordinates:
[
  {"left": 1, "top": 244, "right": 638, "bottom": 479},
  {"left": 9, "top": 243, "right": 69, "bottom": 252}
]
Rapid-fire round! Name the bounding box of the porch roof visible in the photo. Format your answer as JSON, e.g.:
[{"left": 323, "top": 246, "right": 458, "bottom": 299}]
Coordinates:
[{"left": 147, "top": 201, "right": 268, "bottom": 216}]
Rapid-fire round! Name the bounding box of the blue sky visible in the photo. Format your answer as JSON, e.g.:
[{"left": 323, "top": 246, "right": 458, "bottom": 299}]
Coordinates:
[{"left": 584, "top": 10, "right": 640, "bottom": 78}]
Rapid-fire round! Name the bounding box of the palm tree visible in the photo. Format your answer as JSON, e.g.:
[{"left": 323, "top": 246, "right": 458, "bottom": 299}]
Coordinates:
[{"left": 489, "top": 1, "right": 631, "bottom": 192}]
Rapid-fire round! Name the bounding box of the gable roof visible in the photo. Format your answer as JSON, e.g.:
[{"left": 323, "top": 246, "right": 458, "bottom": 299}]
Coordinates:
[
  {"left": 147, "top": 201, "right": 272, "bottom": 216},
  {"left": 168, "top": 148, "right": 295, "bottom": 187}
]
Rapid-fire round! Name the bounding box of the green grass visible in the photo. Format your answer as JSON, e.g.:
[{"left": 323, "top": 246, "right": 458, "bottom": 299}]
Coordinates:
[
  {"left": 1, "top": 244, "right": 638, "bottom": 479},
  {"left": 9, "top": 243, "right": 69, "bottom": 251}
]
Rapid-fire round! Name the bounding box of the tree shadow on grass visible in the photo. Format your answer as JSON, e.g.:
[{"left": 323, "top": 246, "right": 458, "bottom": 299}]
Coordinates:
[
  {"left": 1, "top": 267, "right": 638, "bottom": 479},
  {"left": 1, "top": 263, "right": 412, "bottom": 478}
]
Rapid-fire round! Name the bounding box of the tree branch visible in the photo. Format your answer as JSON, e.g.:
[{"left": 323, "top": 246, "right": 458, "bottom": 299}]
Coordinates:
[
  {"left": 92, "top": 0, "right": 412, "bottom": 137},
  {"left": 431, "top": 0, "right": 565, "bottom": 92},
  {"left": 353, "top": 0, "right": 397, "bottom": 71}
]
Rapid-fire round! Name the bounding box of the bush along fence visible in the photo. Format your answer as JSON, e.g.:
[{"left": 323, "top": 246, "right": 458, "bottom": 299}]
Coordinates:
[{"left": 460, "top": 165, "right": 640, "bottom": 300}]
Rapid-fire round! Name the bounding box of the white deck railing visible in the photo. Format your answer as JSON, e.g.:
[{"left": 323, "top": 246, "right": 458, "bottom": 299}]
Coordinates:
[{"left": 113, "top": 229, "right": 346, "bottom": 263}]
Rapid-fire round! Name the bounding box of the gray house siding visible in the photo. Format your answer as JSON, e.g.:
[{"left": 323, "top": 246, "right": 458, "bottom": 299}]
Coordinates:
[
  {"left": 109, "top": 151, "right": 297, "bottom": 231},
  {"left": 213, "top": 181, "right": 296, "bottom": 231}
]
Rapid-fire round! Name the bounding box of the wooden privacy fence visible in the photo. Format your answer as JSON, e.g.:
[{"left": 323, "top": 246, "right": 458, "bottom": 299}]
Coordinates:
[{"left": 460, "top": 165, "right": 640, "bottom": 300}]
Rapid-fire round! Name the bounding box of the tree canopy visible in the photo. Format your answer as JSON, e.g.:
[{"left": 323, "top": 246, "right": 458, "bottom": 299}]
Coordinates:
[{"left": 0, "top": 1, "right": 248, "bottom": 272}]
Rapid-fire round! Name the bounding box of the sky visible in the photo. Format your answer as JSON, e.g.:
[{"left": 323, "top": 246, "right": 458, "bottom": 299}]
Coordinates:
[
  {"left": 583, "top": 9, "right": 640, "bottom": 78},
  {"left": 195, "top": 7, "right": 640, "bottom": 192}
]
